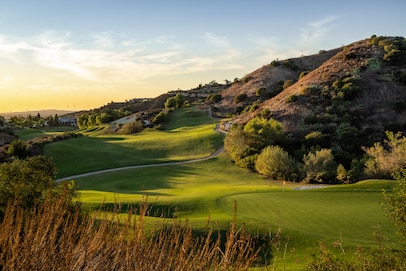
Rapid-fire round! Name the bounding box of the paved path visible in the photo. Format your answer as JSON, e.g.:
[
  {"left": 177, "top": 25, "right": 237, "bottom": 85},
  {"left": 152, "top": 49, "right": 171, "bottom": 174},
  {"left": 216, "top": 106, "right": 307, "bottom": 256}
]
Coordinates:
[{"left": 57, "top": 123, "right": 226, "bottom": 182}]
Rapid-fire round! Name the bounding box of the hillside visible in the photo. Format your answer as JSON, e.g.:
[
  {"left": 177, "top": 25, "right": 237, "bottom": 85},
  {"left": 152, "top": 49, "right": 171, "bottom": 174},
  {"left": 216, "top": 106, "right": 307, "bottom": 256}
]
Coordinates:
[
  {"left": 214, "top": 36, "right": 406, "bottom": 143},
  {"left": 61, "top": 36, "right": 405, "bottom": 146}
]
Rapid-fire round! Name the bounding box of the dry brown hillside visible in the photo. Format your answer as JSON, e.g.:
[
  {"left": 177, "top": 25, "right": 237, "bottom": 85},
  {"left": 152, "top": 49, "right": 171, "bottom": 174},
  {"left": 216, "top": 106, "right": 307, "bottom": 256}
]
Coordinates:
[
  {"left": 214, "top": 48, "right": 340, "bottom": 115},
  {"left": 216, "top": 36, "right": 406, "bottom": 143}
]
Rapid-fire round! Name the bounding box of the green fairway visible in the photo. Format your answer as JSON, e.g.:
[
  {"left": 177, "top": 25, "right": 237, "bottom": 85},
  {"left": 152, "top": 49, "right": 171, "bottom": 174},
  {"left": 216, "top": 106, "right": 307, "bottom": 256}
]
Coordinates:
[
  {"left": 42, "top": 106, "right": 398, "bottom": 269},
  {"left": 45, "top": 107, "right": 224, "bottom": 178},
  {"left": 14, "top": 126, "right": 75, "bottom": 141},
  {"left": 74, "top": 152, "right": 396, "bottom": 242},
  {"left": 75, "top": 156, "right": 397, "bottom": 269}
]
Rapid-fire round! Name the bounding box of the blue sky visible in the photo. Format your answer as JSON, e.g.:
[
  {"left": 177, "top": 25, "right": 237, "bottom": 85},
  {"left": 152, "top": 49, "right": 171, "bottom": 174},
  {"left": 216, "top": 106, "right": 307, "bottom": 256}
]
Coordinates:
[{"left": 0, "top": 0, "right": 405, "bottom": 111}]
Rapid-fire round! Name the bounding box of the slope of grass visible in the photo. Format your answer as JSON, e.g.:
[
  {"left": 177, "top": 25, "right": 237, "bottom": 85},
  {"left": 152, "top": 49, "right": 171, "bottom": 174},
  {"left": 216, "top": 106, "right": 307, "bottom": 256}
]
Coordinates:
[{"left": 46, "top": 107, "right": 224, "bottom": 178}]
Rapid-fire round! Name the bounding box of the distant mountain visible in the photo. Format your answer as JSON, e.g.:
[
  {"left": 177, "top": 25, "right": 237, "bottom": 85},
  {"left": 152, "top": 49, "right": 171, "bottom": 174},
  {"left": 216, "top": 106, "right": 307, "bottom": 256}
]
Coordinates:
[{"left": 2, "top": 109, "right": 76, "bottom": 119}]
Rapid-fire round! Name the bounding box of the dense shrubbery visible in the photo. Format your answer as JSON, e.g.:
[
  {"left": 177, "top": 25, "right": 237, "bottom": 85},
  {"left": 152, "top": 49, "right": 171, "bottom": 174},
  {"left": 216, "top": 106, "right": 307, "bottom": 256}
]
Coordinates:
[
  {"left": 0, "top": 155, "right": 77, "bottom": 220},
  {"left": 119, "top": 120, "right": 144, "bottom": 134},
  {"left": 77, "top": 109, "right": 131, "bottom": 128},
  {"left": 363, "top": 131, "right": 406, "bottom": 179},
  {"left": 255, "top": 145, "right": 299, "bottom": 181},
  {"left": 152, "top": 110, "right": 170, "bottom": 125},
  {"left": 206, "top": 93, "right": 222, "bottom": 102},
  {"left": 225, "top": 115, "right": 406, "bottom": 184}
]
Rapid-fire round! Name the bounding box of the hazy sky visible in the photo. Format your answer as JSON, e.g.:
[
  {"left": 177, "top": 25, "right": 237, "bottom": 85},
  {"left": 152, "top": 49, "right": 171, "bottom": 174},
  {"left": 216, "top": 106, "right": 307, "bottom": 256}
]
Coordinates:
[{"left": 1, "top": 0, "right": 405, "bottom": 111}]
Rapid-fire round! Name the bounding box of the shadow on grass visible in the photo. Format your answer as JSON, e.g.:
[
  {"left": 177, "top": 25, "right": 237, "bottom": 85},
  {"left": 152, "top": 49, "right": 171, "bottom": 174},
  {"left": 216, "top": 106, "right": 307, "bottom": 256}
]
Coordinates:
[{"left": 76, "top": 164, "right": 199, "bottom": 195}]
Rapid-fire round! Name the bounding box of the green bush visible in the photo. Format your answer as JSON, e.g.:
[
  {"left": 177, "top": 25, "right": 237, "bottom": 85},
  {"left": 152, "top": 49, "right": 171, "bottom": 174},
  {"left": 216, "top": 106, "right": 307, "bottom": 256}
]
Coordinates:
[
  {"left": 302, "top": 148, "right": 337, "bottom": 183},
  {"left": 206, "top": 94, "right": 222, "bottom": 102},
  {"left": 255, "top": 87, "right": 267, "bottom": 97},
  {"left": 367, "top": 57, "right": 382, "bottom": 71},
  {"left": 364, "top": 131, "right": 406, "bottom": 178},
  {"left": 286, "top": 95, "right": 298, "bottom": 103},
  {"left": 255, "top": 145, "right": 299, "bottom": 181},
  {"left": 299, "top": 71, "right": 310, "bottom": 79},
  {"left": 153, "top": 111, "right": 169, "bottom": 124},
  {"left": 300, "top": 86, "right": 320, "bottom": 96},
  {"left": 343, "top": 52, "right": 356, "bottom": 60},
  {"left": 234, "top": 93, "right": 248, "bottom": 103},
  {"left": 283, "top": 79, "right": 294, "bottom": 89},
  {"left": 269, "top": 59, "right": 281, "bottom": 67},
  {"left": 119, "top": 120, "right": 144, "bottom": 134},
  {"left": 242, "top": 76, "right": 252, "bottom": 83}
]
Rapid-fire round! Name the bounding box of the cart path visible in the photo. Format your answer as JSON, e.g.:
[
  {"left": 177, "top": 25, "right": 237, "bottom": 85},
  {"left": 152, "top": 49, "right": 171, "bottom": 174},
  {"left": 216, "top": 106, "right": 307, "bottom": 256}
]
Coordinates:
[{"left": 56, "top": 123, "right": 226, "bottom": 182}]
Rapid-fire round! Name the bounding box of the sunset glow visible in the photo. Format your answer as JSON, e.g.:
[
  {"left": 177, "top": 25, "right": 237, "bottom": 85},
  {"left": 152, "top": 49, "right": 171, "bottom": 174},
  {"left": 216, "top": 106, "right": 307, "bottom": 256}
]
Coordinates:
[{"left": 0, "top": 0, "right": 405, "bottom": 112}]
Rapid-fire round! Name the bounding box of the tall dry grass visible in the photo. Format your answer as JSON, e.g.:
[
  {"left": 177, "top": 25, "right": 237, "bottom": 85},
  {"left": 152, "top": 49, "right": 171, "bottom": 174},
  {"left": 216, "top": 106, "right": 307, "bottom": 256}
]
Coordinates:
[{"left": 0, "top": 194, "right": 266, "bottom": 270}]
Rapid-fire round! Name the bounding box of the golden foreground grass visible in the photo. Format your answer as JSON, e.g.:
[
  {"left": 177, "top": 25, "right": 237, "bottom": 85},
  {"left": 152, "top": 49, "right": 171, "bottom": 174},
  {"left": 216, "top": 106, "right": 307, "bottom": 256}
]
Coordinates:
[{"left": 0, "top": 192, "right": 274, "bottom": 271}]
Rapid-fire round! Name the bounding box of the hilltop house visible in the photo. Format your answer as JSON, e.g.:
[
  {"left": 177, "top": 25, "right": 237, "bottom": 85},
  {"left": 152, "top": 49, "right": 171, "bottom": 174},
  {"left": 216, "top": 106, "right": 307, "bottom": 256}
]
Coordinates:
[{"left": 58, "top": 117, "right": 77, "bottom": 127}]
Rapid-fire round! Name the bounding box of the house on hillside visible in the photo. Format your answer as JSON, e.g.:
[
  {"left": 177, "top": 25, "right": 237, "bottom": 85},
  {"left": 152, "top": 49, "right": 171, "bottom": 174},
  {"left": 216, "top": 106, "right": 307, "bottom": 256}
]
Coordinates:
[{"left": 59, "top": 117, "right": 77, "bottom": 127}]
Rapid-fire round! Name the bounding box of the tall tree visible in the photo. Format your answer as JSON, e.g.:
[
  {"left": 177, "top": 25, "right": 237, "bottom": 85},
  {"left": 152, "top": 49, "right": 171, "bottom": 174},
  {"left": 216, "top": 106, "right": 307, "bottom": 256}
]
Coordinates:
[{"left": 303, "top": 148, "right": 337, "bottom": 183}]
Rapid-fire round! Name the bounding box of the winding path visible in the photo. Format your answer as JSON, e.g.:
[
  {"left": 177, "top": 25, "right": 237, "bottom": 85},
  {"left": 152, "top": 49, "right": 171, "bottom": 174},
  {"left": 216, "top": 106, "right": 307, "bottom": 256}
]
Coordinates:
[{"left": 57, "top": 123, "right": 226, "bottom": 182}]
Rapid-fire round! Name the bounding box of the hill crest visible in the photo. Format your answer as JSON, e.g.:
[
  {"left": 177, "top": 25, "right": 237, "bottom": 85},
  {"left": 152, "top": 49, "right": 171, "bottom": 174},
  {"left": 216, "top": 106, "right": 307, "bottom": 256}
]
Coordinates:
[{"left": 215, "top": 36, "right": 406, "bottom": 142}]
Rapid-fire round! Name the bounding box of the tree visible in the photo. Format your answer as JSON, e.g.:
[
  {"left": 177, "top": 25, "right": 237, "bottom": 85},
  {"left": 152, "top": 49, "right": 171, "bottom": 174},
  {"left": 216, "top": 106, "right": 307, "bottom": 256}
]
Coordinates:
[
  {"left": 255, "top": 145, "right": 299, "bottom": 181},
  {"left": 0, "top": 116, "right": 5, "bottom": 127},
  {"left": 174, "top": 94, "right": 185, "bottom": 108},
  {"left": 0, "top": 156, "right": 55, "bottom": 217},
  {"left": 153, "top": 111, "right": 169, "bottom": 125},
  {"left": 77, "top": 114, "right": 88, "bottom": 129},
  {"left": 54, "top": 114, "right": 59, "bottom": 126},
  {"left": 364, "top": 131, "right": 406, "bottom": 178},
  {"left": 164, "top": 97, "right": 177, "bottom": 109},
  {"left": 336, "top": 164, "right": 349, "bottom": 184},
  {"left": 7, "top": 140, "right": 28, "bottom": 159},
  {"left": 224, "top": 126, "right": 257, "bottom": 169},
  {"left": 243, "top": 117, "right": 284, "bottom": 149},
  {"left": 382, "top": 169, "right": 406, "bottom": 250},
  {"left": 303, "top": 148, "right": 337, "bottom": 183}
]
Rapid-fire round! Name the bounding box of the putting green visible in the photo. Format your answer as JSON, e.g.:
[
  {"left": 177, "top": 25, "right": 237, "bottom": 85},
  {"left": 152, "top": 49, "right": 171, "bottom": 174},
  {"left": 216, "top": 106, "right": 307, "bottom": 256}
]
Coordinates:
[{"left": 217, "top": 189, "right": 396, "bottom": 246}]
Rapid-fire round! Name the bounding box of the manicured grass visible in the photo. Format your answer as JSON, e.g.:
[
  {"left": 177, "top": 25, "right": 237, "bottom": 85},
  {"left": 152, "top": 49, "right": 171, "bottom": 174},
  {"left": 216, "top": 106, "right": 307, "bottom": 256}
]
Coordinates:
[
  {"left": 75, "top": 157, "right": 397, "bottom": 269},
  {"left": 75, "top": 153, "right": 396, "bottom": 240},
  {"left": 14, "top": 126, "right": 75, "bottom": 141},
  {"left": 46, "top": 108, "right": 224, "bottom": 178},
  {"left": 44, "top": 106, "right": 398, "bottom": 269}
]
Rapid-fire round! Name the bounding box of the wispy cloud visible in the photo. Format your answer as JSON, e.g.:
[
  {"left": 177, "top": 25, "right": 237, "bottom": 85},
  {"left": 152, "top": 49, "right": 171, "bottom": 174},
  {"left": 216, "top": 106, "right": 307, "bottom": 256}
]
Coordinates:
[
  {"left": 92, "top": 31, "right": 115, "bottom": 48},
  {"left": 0, "top": 30, "right": 244, "bottom": 85},
  {"left": 201, "top": 32, "right": 230, "bottom": 48},
  {"left": 301, "top": 15, "right": 341, "bottom": 45}
]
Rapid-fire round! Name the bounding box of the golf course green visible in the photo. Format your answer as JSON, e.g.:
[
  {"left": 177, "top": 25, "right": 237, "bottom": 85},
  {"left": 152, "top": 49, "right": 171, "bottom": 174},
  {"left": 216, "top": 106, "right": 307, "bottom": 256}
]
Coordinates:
[{"left": 38, "top": 106, "right": 397, "bottom": 269}]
